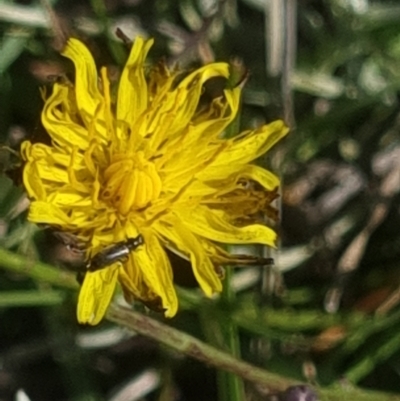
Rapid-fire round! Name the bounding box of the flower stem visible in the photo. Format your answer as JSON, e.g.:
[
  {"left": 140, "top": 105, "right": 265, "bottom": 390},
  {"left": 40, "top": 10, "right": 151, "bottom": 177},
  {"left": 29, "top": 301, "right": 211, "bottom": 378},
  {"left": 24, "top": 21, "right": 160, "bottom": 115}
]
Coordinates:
[
  {"left": 106, "top": 305, "right": 400, "bottom": 401},
  {"left": 0, "top": 290, "right": 65, "bottom": 307},
  {"left": 4, "top": 248, "right": 400, "bottom": 401},
  {"left": 0, "top": 247, "right": 79, "bottom": 289},
  {"left": 107, "top": 304, "right": 300, "bottom": 393},
  {"left": 216, "top": 267, "right": 246, "bottom": 401}
]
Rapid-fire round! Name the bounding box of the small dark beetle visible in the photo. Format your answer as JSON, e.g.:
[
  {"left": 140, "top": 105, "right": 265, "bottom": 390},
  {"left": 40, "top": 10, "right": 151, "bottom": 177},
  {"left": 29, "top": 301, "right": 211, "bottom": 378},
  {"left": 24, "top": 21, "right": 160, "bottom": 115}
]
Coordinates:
[{"left": 87, "top": 235, "right": 144, "bottom": 271}]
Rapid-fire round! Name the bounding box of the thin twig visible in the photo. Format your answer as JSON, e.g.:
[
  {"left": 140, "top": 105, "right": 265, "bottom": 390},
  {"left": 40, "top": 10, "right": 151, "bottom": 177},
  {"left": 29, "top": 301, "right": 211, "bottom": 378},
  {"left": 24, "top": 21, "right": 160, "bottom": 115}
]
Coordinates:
[
  {"left": 106, "top": 304, "right": 400, "bottom": 401},
  {"left": 107, "top": 304, "right": 300, "bottom": 393}
]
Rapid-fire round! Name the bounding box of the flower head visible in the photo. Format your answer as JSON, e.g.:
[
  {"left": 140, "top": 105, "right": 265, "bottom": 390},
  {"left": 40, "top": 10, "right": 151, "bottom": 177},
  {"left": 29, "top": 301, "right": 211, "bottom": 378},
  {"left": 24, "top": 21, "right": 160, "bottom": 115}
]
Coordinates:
[{"left": 21, "top": 37, "right": 288, "bottom": 324}]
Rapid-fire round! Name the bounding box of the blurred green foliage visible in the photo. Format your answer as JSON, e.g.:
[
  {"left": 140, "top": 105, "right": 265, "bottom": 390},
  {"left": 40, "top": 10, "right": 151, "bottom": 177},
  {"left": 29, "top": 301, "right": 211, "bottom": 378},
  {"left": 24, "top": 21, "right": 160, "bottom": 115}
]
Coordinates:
[{"left": 1, "top": 1, "right": 400, "bottom": 400}]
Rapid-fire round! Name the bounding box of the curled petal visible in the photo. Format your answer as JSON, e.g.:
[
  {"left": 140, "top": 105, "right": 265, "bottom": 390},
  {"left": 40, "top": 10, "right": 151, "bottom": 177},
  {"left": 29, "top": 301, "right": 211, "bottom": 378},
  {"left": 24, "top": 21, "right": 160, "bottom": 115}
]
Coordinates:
[
  {"left": 240, "top": 164, "right": 280, "bottom": 190},
  {"left": 42, "top": 84, "right": 90, "bottom": 149},
  {"left": 23, "top": 163, "right": 47, "bottom": 200},
  {"left": 62, "top": 38, "right": 102, "bottom": 121}
]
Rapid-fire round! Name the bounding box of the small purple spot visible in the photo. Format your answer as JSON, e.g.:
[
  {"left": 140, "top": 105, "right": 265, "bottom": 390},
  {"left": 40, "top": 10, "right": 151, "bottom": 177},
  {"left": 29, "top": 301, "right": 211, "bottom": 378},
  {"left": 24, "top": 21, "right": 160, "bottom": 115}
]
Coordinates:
[{"left": 282, "top": 385, "right": 318, "bottom": 401}]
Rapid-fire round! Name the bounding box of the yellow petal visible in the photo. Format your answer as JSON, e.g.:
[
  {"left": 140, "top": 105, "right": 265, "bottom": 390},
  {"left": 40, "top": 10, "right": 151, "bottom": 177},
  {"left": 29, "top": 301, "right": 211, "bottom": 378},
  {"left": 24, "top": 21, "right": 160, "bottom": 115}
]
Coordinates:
[
  {"left": 159, "top": 89, "right": 241, "bottom": 190},
  {"left": 155, "top": 216, "right": 222, "bottom": 297},
  {"left": 77, "top": 265, "right": 119, "bottom": 325},
  {"left": 20, "top": 140, "right": 32, "bottom": 162},
  {"left": 240, "top": 164, "right": 280, "bottom": 190},
  {"left": 134, "top": 231, "right": 178, "bottom": 317},
  {"left": 117, "top": 37, "right": 154, "bottom": 127},
  {"left": 119, "top": 257, "right": 143, "bottom": 299},
  {"left": 177, "top": 63, "right": 229, "bottom": 89},
  {"left": 168, "top": 63, "right": 230, "bottom": 134},
  {"left": 162, "top": 143, "right": 227, "bottom": 193},
  {"left": 23, "top": 162, "right": 47, "bottom": 200},
  {"left": 29, "top": 201, "right": 71, "bottom": 225},
  {"left": 176, "top": 205, "right": 277, "bottom": 247},
  {"left": 33, "top": 160, "right": 69, "bottom": 184},
  {"left": 212, "top": 120, "right": 289, "bottom": 167},
  {"left": 47, "top": 191, "right": 91, "bottom": 207},
  {"left": 197, "top": 163, "right": 280, "bottom": 192},
  {"left": 161, "top": 88, "right": 241, "bottom": 161},
  {"left": 25, "top": 142, "right": 74, "bottom": 168},
  {"left": 62, "top": 38, "right": 102, "bottom": 122},
  {"left": 170, "top": 215, "right": 222, "bottom": 296},
  {"left": 42, "top": 84, "right": 90, "bottom": 149}
]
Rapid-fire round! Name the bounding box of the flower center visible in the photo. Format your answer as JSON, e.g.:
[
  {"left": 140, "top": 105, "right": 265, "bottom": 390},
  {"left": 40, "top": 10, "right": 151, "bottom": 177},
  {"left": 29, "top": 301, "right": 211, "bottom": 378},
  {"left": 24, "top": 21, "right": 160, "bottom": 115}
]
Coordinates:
[{"left": 101, "top": 151, "right": 162, "bottom": 215}]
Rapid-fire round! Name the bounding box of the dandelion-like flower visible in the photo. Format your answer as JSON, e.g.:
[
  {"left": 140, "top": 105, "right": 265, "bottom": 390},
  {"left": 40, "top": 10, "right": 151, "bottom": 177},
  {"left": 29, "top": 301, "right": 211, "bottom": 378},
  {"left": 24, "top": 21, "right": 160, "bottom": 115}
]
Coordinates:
[{"left": 21, "top": 37, "right": 288, "bottom": 324}]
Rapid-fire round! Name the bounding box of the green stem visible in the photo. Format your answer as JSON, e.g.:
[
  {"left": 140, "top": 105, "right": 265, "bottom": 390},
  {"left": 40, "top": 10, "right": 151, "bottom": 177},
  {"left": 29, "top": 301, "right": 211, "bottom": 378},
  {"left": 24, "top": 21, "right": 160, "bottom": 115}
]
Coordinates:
[
  {"left": 0, "top": 247, "right": 79, "bottom": 289},
  {"left": 107, "top": 304, "right": 299, "bottom": 393},
  {"left": 2, "top": 248, "right": 400, "bottom": 401},
  {"left": 216, "top": 267, "right": 245, "bottom": 401},
  {"left": 215, "top": 69, "right": 245, "bottom": 399},
  {"left": 344, "top": 330, "right": 400, "bottom": 385},
  {"left": 106, "top": 305, "right": 400, "bottom": 401},
  {"left": 0, "top": 290, "right": 65, "bottom": 307}
]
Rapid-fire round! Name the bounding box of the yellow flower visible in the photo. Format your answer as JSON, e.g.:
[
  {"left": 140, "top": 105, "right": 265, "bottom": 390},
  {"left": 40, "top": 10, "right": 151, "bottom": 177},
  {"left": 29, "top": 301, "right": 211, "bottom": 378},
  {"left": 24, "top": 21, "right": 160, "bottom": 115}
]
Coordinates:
[{"left": 21, "top": 37, "right": 288, "bottom": 325}]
